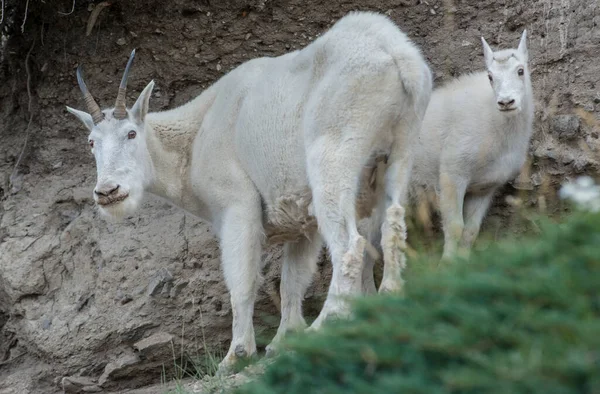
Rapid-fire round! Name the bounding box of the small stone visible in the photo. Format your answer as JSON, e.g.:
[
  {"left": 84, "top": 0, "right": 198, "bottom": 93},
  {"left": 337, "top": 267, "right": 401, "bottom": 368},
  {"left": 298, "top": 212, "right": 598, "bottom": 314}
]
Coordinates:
[
  {"left": 551, "top": 114, "right": 580, "bottom": 140},
  {"left": 147, "top": 277, "right": 163, "bottom": 296},
  {"left": 61, "top": 376, "right": 99, "bottom": 393},
  {"left": 116, "top": 38, "right": 126, "bottom": 46},
  {"left": 170, "top": 279, "right": 189, "bottom": 298},
  {"left": 134, "top": 332, "right": 174, "bottom": 361},
  {"left": 82, "top": 386, "right": 102, "bottom": 393},
  {"left": 98, "top": 353, "right": 141, "bottom": 386},
  {"left": 42, "top": 317, "right": 52, "bottom": 330},
  {"left": 216, "top": 63, "right": 222, "bottom": 71},
  {"left": 245, "top": 33, "right": 251, "bottom": 40},
  {"left": 161, "top": 281, "right": 173, "bottom": 297},
  {"left": 430, "top": 8, "right": 436, "bottom": 15},
  {"left": 146, "top": 268, "right": 174, "bottom": 296}
]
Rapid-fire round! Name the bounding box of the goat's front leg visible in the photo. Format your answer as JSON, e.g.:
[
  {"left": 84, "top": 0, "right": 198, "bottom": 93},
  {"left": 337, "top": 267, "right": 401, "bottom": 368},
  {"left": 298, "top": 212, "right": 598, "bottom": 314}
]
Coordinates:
[
  {"left": 439, "top": 172, "right": 468, "bottom": 261},
  {"left": 218, "top": 204, "right": 264, "bottom": 374},
  {"left": 266, "top": 233, "right": 322, "bottom": 357},
  {"left": 459, "top": 189, "right": 496, "bottom": 257}
]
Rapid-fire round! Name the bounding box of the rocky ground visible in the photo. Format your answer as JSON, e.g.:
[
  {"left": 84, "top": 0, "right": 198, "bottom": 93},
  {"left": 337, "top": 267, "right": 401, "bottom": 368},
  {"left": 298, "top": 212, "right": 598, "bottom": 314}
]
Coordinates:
[{"left": 0, "top": 0, "right": 598, "bottom": 393}]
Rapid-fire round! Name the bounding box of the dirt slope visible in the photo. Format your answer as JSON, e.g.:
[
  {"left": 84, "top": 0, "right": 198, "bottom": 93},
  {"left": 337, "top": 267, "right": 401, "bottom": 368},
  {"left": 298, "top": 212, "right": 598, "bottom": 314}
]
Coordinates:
[{"left": 0, "top": 0, "right": 598, "bottom": 392}]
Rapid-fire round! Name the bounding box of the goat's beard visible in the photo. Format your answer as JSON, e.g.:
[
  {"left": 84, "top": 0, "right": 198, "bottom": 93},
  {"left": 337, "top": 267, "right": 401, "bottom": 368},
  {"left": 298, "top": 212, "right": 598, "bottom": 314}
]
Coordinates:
[{"left": 96, "top": 189, "right": 144, "bottom": 221}]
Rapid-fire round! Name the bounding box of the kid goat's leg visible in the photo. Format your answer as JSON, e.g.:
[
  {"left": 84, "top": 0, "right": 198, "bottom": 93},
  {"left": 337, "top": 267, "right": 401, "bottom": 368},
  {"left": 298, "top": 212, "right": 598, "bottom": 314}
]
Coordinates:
[
  {"left": 218, "top": 203, "right": 264, "bottom": 373},
  {"left": 439, "top": 172, "right": 468, "bottom": 260},
  {"left": 361, "top": 159, "right": 387, "bottom": 295},
  {"left": 459, "top": 189, "right": 496, "bottom": 255},
  {"left": 266, "top": 233, "right": 323, "bottom": 356}
]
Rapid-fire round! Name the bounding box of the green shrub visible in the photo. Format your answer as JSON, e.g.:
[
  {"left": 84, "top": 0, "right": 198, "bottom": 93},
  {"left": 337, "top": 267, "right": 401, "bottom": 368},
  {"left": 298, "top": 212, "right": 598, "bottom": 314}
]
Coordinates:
[{"left": 238, "top": 213, "right": 600, "bottom": 394}]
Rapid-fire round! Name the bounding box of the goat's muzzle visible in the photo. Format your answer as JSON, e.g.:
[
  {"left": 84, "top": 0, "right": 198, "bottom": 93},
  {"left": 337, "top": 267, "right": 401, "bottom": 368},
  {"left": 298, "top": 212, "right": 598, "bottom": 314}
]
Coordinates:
[{"left": 94, "top": 184, "right": 129, "bottom": 206}]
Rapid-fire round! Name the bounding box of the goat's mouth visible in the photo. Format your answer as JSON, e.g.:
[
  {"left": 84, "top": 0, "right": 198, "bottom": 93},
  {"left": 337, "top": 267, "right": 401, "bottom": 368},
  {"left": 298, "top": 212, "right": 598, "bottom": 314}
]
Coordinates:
[
  {"left": 499, "top": 107, "right": 518, "bottom": 112},
  {"left": 97, "top": 193, "right": 129, "bottom": 207}
]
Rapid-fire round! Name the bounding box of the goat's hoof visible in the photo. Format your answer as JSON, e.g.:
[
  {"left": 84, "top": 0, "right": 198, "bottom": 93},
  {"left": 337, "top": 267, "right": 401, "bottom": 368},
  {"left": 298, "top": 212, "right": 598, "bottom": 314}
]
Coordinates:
[
  {"left": 265, "top": 343, "right": 279, "bottom": 358},
  {"left": 307, "top": 317, "right": 324, "bottom": 332},
  {"left": 378, "top": 279, "right": 404, "bottom": 294}
]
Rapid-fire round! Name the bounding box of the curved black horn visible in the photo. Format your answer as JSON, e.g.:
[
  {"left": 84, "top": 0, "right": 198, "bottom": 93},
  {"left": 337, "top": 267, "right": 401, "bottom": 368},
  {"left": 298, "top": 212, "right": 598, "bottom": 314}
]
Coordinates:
[
  {"left": 77, "top": 65, "right": 104, "bottom": 124},
  {"left": 113, "top": 49, "right": 136, "bottom": 119}
]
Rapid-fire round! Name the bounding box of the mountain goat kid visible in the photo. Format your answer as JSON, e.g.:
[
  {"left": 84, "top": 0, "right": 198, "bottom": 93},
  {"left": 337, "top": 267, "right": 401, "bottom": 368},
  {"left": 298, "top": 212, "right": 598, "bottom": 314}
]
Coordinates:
[
  {"left": 66, "top": 12, "right": 432, "bottom": 371},
  {"left": 362, "top": 30, "right": 533, "bottom": 290},
  {"left": 413, "top": 30, "right": 534, "bottom": 260}
]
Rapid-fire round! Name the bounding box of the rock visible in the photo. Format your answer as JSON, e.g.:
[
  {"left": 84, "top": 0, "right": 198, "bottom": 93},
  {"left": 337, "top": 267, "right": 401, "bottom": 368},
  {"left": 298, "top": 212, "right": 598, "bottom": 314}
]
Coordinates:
[
  {"left": 61, "top": 376, "right": 101, "bottom": 393},
  {"left": 133, "top": 332, "right": 174, "bottom": 361},
  {"left": 551, "top": 115, "right": 581, "bottom": 140},
  {"left": 170, "top": 279, "right": 189, "bottom": 298},
  {"left": 116, "top": 38, "right": 127, "bottom": 46},
  {"left": 98, "top": 353, "right": 141, "bottom": 386},
  {"left": 146, "top": 268, "right": 173, "bottom": 296}
]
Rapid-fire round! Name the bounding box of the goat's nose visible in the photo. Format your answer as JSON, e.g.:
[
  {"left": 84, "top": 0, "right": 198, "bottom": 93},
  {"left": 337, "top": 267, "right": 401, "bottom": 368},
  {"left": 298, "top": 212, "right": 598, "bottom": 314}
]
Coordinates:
[
  {"left": 498, "top": 99, "right": 516, "bottom": 108},
  {"left": 94, "top": 184, "right": 120, "bottom": 197}
]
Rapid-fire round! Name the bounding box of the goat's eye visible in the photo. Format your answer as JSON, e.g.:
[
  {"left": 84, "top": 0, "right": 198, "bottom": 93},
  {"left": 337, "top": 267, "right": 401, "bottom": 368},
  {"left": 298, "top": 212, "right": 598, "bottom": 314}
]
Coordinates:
[
  {"left": 128, "top": 130, "right": 137, "bottom": 140},
  {"left": 488, "top": 73, "right": 493, "bottom": 82},
  {"left": 89, "top": 140, "right": 94, "bottom": 148},
  {"left": 517, "top": 68, "right": 524, "bottom": 76}
]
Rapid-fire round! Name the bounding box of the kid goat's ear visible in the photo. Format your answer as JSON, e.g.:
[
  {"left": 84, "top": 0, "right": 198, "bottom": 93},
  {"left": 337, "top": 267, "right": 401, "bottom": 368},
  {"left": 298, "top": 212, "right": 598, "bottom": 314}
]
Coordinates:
[
  {"left": 481, "top": 36, "right": 494, "bottom": 68},
  {"left": 517, "top": 29, "right": 528, "bottom": 61}
]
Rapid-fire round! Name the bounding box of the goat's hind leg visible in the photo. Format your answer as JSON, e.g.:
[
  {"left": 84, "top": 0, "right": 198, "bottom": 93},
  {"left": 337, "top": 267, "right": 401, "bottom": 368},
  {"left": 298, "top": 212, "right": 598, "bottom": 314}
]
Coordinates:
[
  {"left": 218, "top": 203, "right": 264, "bottom": 373},
  {"left": 306, "top": 137, "right": 372, "bottom": 330},
  {"left": 378, "top": 154, "right": 410, "bottom": 293},
  {"left": 439, "top": 172, "right": 468, "bottom": 261}
]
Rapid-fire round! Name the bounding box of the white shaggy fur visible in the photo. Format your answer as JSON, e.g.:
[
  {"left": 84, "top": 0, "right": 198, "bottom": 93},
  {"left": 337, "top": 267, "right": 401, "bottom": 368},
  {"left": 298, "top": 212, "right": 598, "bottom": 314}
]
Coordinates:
[{"left": 66, "top": 11, "right": 432, "bottom": 371}]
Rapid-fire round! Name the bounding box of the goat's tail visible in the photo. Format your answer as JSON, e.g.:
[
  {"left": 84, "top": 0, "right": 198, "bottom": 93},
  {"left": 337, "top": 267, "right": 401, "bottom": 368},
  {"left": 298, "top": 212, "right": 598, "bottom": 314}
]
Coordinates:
[{"left": 387, "top": 41, "right": 433, "bottom": 122}]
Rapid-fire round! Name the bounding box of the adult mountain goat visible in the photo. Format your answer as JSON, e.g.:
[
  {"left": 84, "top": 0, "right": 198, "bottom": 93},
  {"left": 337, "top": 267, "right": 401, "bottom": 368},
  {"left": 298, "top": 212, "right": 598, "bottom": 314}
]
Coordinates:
[{"left": 66, "top": 12, "right": 432, "bottom": 371}]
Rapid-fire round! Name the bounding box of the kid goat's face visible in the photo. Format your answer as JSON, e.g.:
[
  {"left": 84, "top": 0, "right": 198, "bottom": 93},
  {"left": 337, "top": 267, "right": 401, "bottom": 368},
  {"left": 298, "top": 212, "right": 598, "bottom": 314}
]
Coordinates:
[{"left": 481, "top": 30, "right": 529, "bottom": 114}]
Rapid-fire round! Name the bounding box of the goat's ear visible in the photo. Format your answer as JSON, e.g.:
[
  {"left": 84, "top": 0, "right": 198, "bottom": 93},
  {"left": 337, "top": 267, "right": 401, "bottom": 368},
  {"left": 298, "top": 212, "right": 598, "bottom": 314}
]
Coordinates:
[
  {"left": 130, "top": 80, "right": 155, "bottom": 125},
  {"left": 66, "top": 106, "right": 95, "bottom": 131},
  {"left": 481, "top": 37, "right": 494, "bottom": 68},
  {"left": 517, "top": 30, "right": 528, "bottom": 61}
]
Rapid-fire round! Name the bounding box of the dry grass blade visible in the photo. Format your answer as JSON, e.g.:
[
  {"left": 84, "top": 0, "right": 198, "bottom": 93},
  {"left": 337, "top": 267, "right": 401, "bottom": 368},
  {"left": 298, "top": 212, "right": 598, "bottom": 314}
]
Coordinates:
[
  {"left": 58, "top": 0, "right": 76, "bottom": 16},
  {"left": 86, "top": 2, "right": 111, "bottom": 36},
  {"left": 9, "top": 39, "right": 35, "bottom": 192},
  {"left": 20, "top": 0, "right": 29, "bottom": 33}
]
